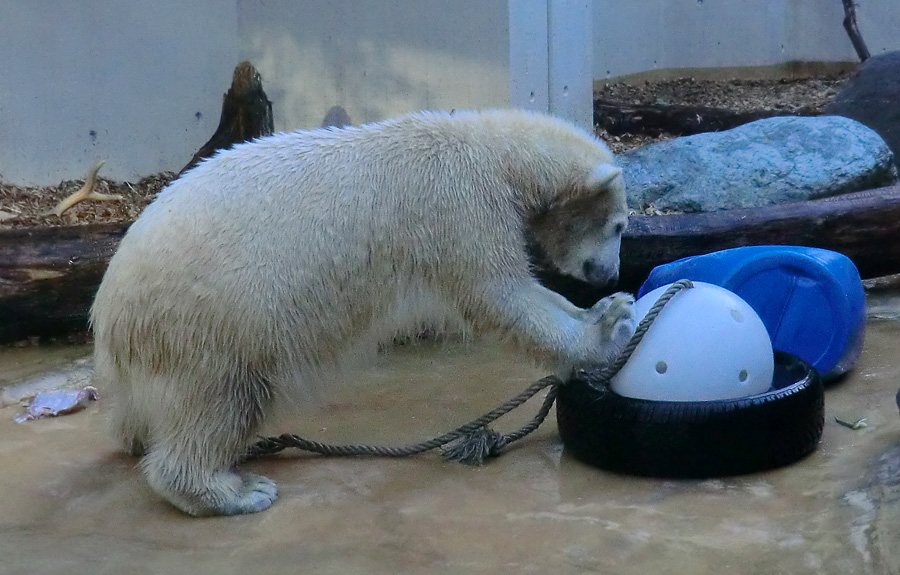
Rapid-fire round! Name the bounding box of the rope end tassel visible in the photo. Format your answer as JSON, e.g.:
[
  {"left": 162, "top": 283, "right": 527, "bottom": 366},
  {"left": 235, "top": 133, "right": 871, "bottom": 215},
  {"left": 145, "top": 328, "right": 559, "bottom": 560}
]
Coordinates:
[
  {"left": 441, "top": 428, "right": 508, "bottom": 465},
  {"left": 247, "top": 280, "right": 693, "bottom": 464}
]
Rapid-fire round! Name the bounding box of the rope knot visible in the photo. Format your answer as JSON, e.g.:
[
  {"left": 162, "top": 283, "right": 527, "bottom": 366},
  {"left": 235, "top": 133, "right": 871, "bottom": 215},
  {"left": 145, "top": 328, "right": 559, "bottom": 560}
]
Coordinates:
[{"left": 442, "top": 428, "right": 508, "bottom": 465}]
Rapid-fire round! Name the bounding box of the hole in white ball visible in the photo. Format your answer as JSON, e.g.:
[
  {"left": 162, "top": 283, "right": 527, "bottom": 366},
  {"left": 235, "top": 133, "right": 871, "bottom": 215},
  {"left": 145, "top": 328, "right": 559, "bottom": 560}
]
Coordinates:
[
  {"left": 738, "top": 369, "right": 749, "bottom": 382},
  {"left": 655, "top": 361, "right": 668, "bottom": 374},
  {"left": 730, "top": 308, "right": 744, "bottom": 323}
]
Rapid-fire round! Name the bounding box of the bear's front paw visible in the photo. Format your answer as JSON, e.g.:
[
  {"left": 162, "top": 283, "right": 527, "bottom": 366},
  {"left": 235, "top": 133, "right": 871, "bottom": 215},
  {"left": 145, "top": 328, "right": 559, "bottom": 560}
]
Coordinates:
[{"left": 589, "top": 292, "right": 636, "bottom": 346}]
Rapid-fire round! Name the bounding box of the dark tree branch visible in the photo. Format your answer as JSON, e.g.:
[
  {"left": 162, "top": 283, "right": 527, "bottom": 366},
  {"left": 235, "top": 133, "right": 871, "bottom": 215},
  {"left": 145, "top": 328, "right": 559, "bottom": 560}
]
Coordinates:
[{"left": 841, "top": 0, "right": 870, "bottom": 62}]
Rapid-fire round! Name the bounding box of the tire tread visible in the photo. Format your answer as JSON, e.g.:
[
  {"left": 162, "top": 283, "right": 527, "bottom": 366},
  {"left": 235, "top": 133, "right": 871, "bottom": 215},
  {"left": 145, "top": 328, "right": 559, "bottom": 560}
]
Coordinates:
[{"left": 556, "top": 351, "right": 825, "bottom": 477}]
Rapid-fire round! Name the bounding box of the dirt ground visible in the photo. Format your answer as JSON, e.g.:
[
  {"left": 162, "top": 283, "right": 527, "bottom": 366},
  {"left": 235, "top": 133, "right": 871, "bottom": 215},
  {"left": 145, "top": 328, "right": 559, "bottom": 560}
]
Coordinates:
[{"left": 0, "top": 74, "right": 852, "bottom": 230}]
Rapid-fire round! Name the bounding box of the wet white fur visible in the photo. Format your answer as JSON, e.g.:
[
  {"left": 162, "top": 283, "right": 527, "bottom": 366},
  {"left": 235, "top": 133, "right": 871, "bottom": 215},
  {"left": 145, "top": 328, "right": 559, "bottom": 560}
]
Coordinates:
[{"left": 91, "top": 109, "right": 634, "bottom": 516}]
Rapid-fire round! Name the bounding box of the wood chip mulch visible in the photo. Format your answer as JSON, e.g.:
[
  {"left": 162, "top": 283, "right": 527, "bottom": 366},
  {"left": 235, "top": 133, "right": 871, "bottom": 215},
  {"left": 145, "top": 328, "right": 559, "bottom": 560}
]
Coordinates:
[
  {"left": 0, "top": 172, "right": 175, "bottom": 230},
  {"left": 595, "top": 73, "right": 852, "bottom": 154}
]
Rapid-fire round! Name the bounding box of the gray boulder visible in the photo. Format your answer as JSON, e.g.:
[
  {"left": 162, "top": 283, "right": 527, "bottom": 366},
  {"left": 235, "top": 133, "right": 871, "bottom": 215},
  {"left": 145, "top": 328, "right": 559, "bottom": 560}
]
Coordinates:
[
  {"left": 620, "top": 115, "right": 897, "bottom": 213},
  {"left": 825, "top": 51, "right": 900, "bottom": 161}
]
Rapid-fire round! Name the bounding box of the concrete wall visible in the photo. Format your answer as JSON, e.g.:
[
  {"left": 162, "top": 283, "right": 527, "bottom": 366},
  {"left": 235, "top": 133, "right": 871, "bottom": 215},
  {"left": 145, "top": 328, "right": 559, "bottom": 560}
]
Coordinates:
[
  {"left": 0, "top": 1, "right": 238, "bottom": 185},
  {"left": 238, "top": 0, "right": 509, "bottom": 132},
  {"left": 594, "top": 0, "right": 900, "bottom": 80},
  {"left": 510, "top": 0, "right": 594, "bottom": 131},
  {"left": 1, "top": 0, "right": 899, "bottom": 185},
  {"left": 787, "top": 0, "right": 900, "bottom": 63}
]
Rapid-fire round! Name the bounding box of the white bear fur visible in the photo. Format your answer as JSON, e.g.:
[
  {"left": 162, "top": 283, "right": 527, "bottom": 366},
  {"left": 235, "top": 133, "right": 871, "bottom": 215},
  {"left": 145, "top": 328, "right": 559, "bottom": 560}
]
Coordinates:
[{"left": 91, "top": 109, "right": 633, "bottom": 516}]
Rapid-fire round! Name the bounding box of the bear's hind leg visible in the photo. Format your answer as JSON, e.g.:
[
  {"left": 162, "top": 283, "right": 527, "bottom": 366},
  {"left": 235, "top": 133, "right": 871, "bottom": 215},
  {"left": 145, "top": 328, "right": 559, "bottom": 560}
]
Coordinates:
[
  {"left": 109, "top": 390, "right": 150, "bottom": 456},
  {"left": 142, "top": 445, "right": 278, "bottom": 516},
  {"left": 139, "top": 374, "right": 278, "bottom": 516}
]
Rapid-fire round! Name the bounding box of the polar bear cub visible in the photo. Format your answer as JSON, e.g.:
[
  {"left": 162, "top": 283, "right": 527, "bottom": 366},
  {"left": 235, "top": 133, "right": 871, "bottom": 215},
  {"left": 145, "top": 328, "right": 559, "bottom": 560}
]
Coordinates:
[{"left": 91, "top": 109, "right": 634, "bottom": 516}]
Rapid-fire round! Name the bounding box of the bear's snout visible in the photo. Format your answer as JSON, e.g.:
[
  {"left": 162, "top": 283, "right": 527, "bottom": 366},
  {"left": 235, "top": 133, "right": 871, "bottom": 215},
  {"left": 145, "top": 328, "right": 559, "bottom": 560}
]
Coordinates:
[{"left": 582, "top": 258, "right": 619, "bottom": 288}]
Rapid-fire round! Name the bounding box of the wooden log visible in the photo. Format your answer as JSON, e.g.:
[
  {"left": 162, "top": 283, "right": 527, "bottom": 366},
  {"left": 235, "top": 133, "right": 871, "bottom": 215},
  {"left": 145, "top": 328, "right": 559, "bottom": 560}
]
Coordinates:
[
  {"left": 2, "top": 185, "right": 899, "bottom": 342},
  {"left": 594, "top": 99, "right": 819, "bottom": 136},
  {"left": 619, "top": 183, "right": 900, "bottom": 290},
  {"left": 841, "top": 0, "right": 870, "bottom": 62},
  {"left": 0, "top": 223, "right": 128, "bottom": 342}
]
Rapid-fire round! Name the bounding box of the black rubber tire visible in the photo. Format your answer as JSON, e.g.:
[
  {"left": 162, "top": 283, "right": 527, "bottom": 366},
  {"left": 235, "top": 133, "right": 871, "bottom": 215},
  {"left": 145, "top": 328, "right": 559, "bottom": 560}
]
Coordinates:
[{"left": 556, "top": 351, "right": 825, "bottom": 478}]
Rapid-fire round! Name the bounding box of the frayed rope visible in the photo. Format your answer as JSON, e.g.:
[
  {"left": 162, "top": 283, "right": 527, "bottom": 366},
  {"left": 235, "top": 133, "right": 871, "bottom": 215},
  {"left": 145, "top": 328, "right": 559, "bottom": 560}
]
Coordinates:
[
  {"left": 246, "top": 280, "right": 693, "bottom": 465},
  {"left": 443, "top": 428, "right": 508, "bottom": 464},
  {"left": 245, "top": 374, "right": 561, "bottom": 465}
]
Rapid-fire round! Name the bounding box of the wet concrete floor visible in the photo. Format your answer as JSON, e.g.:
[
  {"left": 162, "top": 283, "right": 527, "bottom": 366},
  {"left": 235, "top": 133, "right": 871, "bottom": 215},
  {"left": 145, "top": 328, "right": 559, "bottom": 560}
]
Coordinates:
[{"left": 1, "top": 314, "right": 900, "bottom": 574}]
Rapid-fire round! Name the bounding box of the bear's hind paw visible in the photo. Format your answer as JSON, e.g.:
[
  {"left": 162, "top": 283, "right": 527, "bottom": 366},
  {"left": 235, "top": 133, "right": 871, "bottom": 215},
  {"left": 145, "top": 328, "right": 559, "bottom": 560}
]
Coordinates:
[{"left": 219, "top": 473, "right": 279, "bottom": 516}]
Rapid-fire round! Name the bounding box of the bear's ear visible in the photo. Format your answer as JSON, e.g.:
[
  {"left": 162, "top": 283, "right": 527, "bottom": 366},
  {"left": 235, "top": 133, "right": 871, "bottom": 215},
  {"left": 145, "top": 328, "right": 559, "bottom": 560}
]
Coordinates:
[{"left": 587, "top": 163, "right": 623, "bottom": 189}]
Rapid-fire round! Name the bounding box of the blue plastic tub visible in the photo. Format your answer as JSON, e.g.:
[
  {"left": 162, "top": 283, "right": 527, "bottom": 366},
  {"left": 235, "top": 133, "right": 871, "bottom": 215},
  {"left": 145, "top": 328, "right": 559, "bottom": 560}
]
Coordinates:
[{"left": 638, "top": 246, "right": 866, "bottom": 380}]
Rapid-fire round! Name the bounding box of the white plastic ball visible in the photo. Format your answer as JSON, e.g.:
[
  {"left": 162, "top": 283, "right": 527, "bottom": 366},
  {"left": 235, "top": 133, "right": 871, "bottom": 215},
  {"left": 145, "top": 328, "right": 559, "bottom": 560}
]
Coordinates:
[{"left": 610, "top": 281, "right": 774, "bottom": 401}]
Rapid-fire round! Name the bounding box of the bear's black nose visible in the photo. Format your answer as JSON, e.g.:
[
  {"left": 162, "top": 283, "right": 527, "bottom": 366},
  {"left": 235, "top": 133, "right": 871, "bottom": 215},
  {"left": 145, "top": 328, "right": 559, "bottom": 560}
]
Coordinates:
[{"left": 582, "top": 260, "right": 617, "bottom": 287}]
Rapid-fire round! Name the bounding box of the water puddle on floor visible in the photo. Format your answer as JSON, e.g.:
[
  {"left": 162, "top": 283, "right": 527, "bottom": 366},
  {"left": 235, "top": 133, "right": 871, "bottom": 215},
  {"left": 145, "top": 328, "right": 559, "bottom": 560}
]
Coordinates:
[{"left": 0, "top": 321, "right": 899, "bottom": 574}]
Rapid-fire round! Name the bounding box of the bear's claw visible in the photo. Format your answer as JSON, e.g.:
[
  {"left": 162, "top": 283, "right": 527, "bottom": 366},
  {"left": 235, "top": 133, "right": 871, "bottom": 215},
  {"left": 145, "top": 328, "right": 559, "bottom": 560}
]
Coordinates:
[
  {"left": 219, "top": 473, "right": 279, "bottom": 516},
  {"left": 592, "top": 292, "right": 636, "bottom": 345}
]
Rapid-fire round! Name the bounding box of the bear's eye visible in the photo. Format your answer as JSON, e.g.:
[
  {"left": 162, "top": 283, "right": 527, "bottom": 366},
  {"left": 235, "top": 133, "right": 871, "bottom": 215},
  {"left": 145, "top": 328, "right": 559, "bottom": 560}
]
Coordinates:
[{"left": 613, "top": 222, "right": 626, "bottom": 235}]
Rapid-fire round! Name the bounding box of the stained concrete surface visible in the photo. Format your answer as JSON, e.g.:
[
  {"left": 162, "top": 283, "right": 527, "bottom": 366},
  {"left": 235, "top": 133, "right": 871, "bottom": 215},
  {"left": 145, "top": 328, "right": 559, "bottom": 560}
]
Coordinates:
[{"left": 1, "top": 317, "right": 899, "bottom": 575}]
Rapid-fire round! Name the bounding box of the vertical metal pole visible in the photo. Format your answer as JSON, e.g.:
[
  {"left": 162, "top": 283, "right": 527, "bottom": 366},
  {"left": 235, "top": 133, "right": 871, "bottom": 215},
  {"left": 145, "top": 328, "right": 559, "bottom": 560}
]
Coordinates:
[
  {"left": 509, "top": 0, "right": 550, "bottom": 115},
  {"left": 509, "top": 0, "right": 593, "bottom": 131},
  {"left": 548, "top": 0, "right": 593, "bottom": 130}
]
